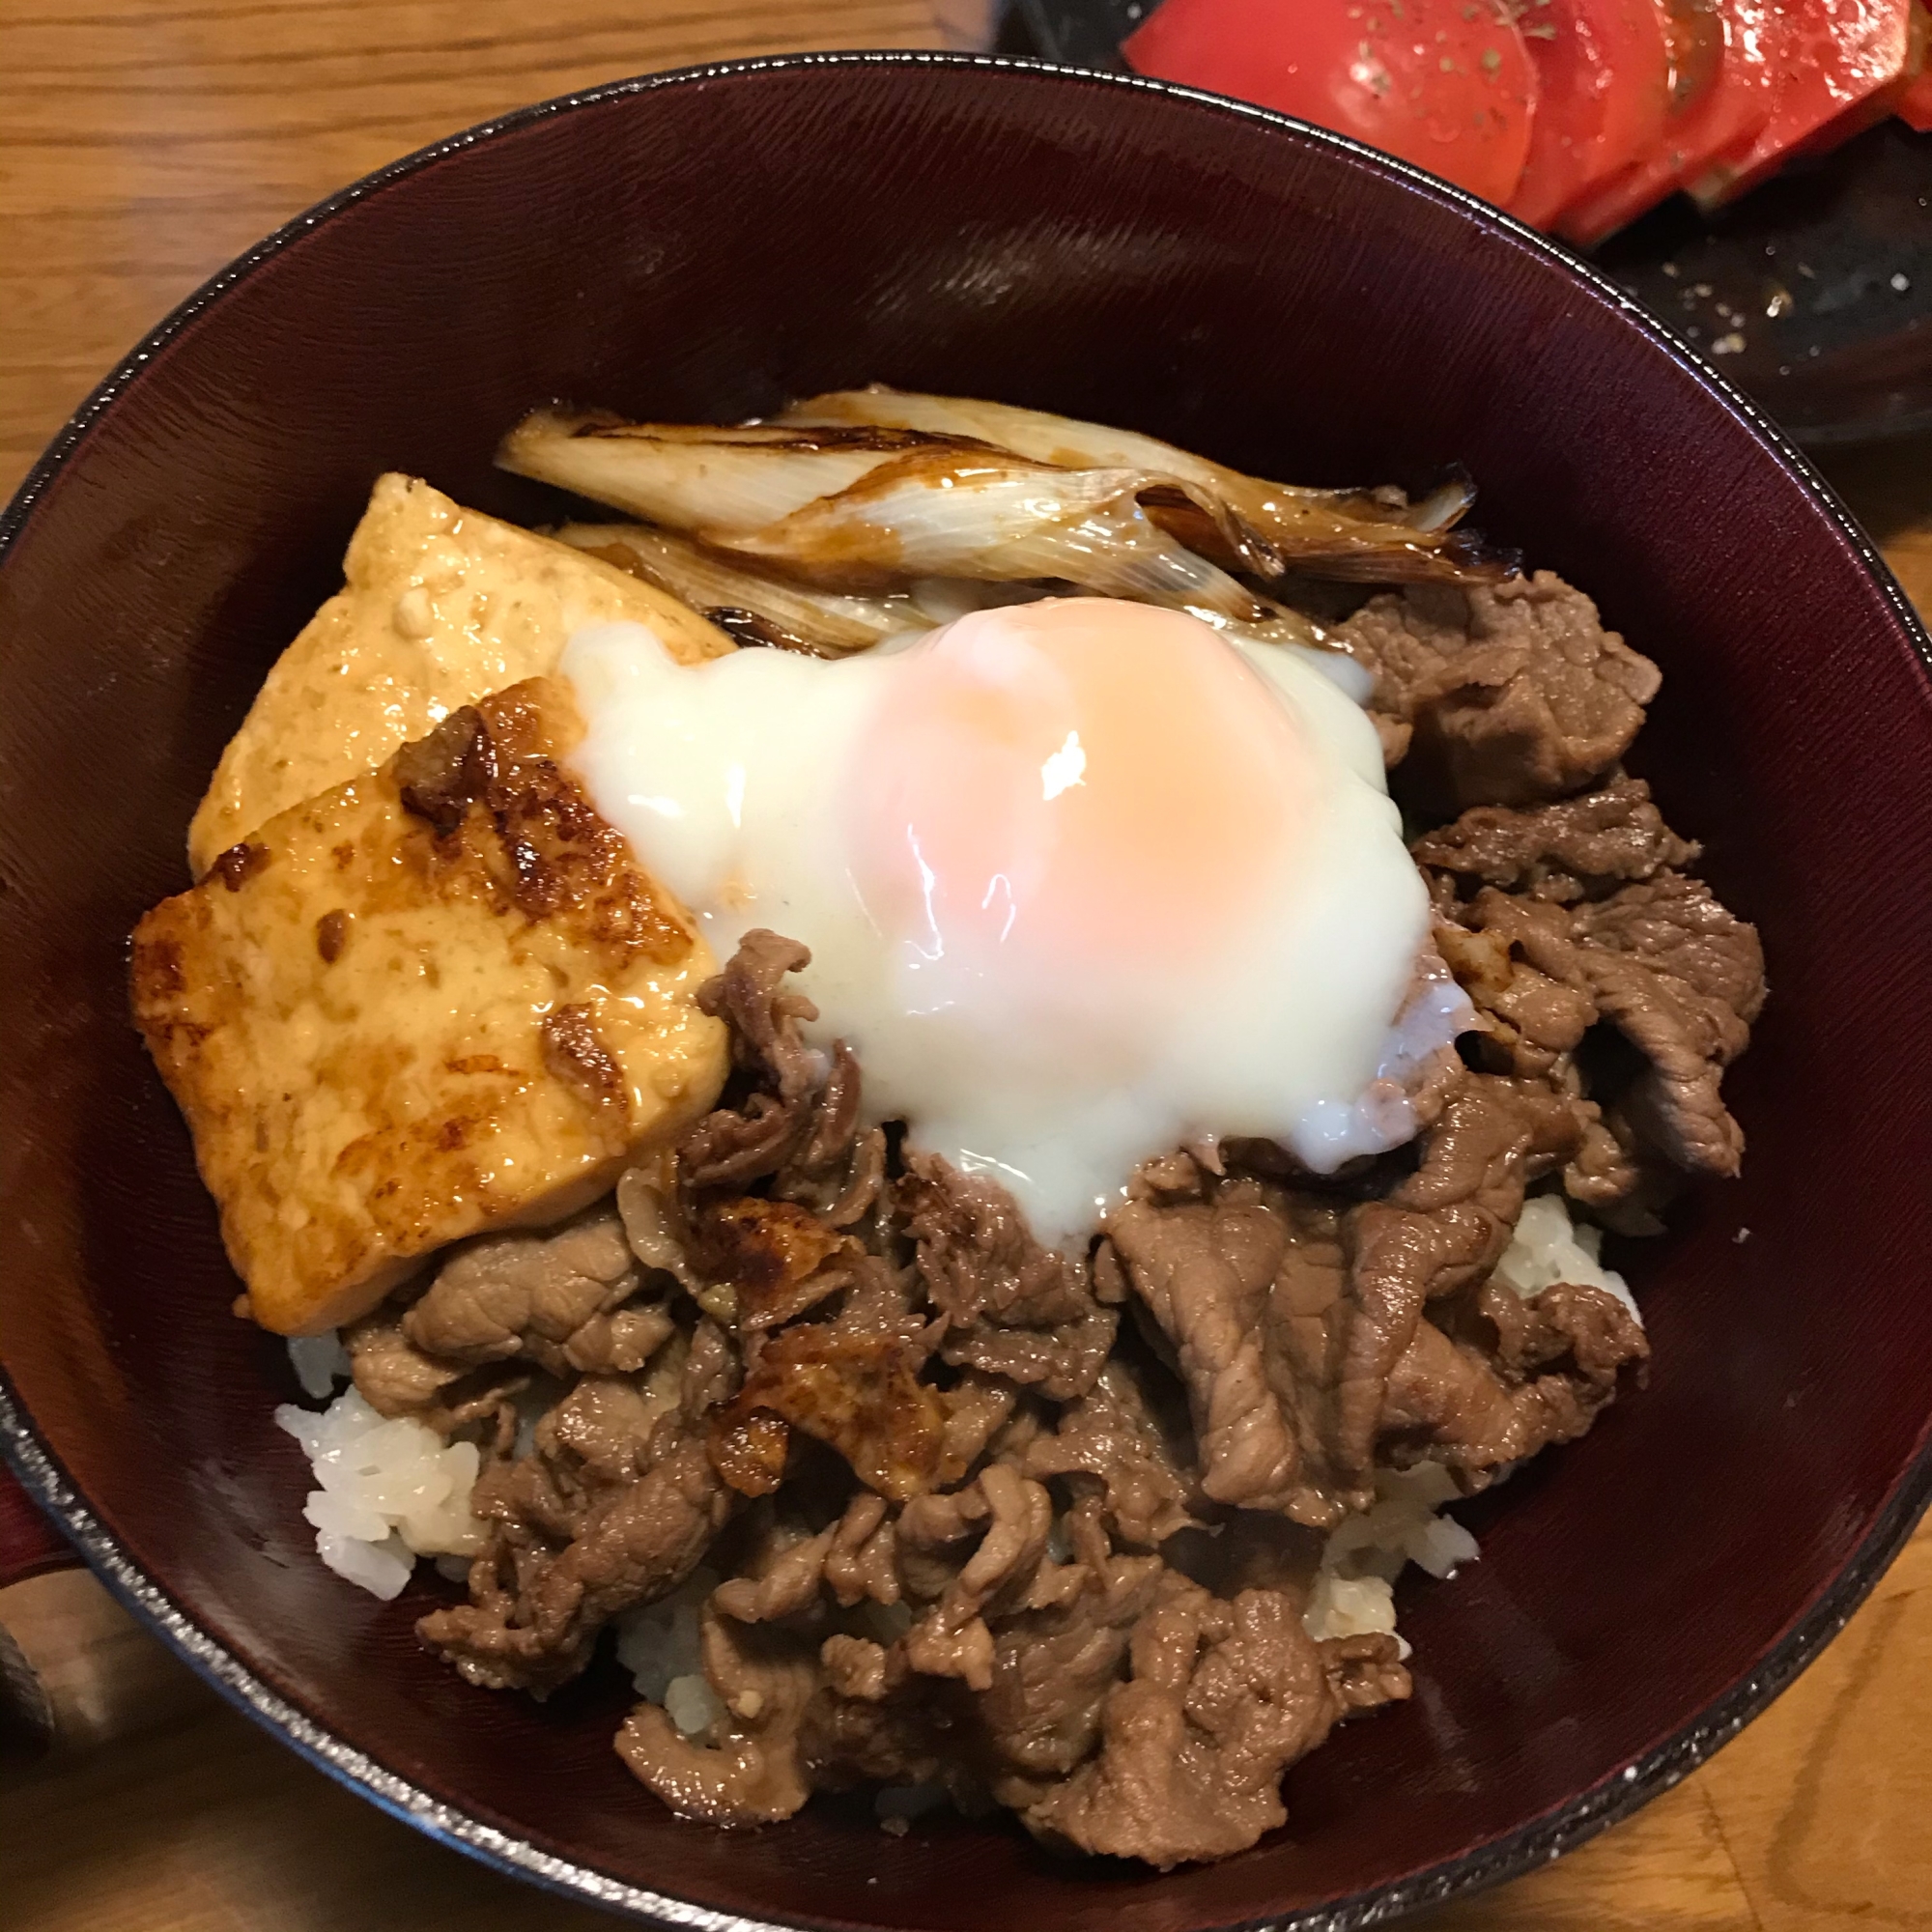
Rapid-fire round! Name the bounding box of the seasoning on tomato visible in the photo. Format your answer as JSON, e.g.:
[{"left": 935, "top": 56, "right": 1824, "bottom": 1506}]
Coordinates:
[
  {"left": 1559, "top": 0, "right": 1772, "bottom": 244},
  {"left": 1123, "top": 0, "right": 1538, "bottom": 206},
  {"left": 1505, "top": 0, "right": 1672, "bottom": 230},
  {"left": 1692, "top": 0, "right": 1915, "bottom": 206}
]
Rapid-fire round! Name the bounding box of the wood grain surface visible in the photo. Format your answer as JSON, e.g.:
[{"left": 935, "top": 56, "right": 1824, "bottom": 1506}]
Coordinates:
[{"left": 3, "top": 1, "right": 1931, "bottom": 1925}]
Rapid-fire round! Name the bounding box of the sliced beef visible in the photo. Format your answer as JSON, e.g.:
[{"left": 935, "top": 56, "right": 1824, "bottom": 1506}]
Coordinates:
[
  {"left": 1572, "top": 872, "right": 1766, "bottom": 1177},
  {"left": 1106, "top": 1172, "right": 1317, "bottom": 1519},
  {"left": 344, "top": 1311, "right": 471, "bottom": 1421},
  {"left": 414, "top": 1320, "right": 733, "bottom": 1694},
  {"left": 892, "top": 1464, "right": 1076, "bottom": 1691},
  {"left": 400, "top": 1207, "right": 660, "bottom": 1378},
  {"left": 900, "top": 1152, "right": 1118, "bottom": 1402},
  {"left": 705, "top": 1492, "right": 905, "bottom": 1627},
  {"left": 615, "top": 1606, "right": 821, "bottom": 1825},
  {"left": 1559, "top": 1094, "right": 1649, "bottom": 1216},
  {"left": 419, "top": 1431, "right": 730, "bottom": 1692},
  {"left": 1413, "top": 777, "right": 1698, "bottom": 905},
  {"left": 1434, "top": 847, "right": 1764, "bottom": 1182},
  {"left": 379, "top": 918, "right": 1700, "bottom": 1861},
  {"left": 1019, "top": 1577, "right": 1352, "bottom": 1868},
  {"left": 1380, "top": 1279, "right": 1647, "bottom": 1471},
  {"left": 677, "top": 930, "right": 886, "bottom": 1227},
  {"left": 1435, "top": 890, "right": 1598, "bottom": 1080},
  {"left": 822, "top": 1492, "right": 903, "bottom": 1607},
  {"left": 799, "top": 1648, "right": 960, "bottom": 1797},
  {"left": 711, "top": 1513, "right": 845, "bottom": 1626},
  {"left": 1336, "top": 1076, "right": 1581, "bottom": 1480},
  {"left": 1025, "top": 1357, "right": 1201, "bottom": 1549},
  {"left": 1324, "top": 1632, "right": 1414, "bottom": 1711},
  {"left": 1338, "top": 572, "right": 1660, "bottom": 813},
  {"left": 937, "top": 1369, "right": 1021, "bottom": 1483},
  {"left": 1112, "top": 1078, "right": 1587, "bottom": 1521},
  {"left": 974, "top": 1546, "right": 1169, "bottom": 1806}
]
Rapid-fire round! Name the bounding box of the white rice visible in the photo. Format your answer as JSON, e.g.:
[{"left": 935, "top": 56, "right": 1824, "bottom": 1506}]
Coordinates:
[
  {"left": 287, "top": 1329, "right": 353, "bottom": 1400},
  {"left": 1303, "top": 1463, "right": 1475, "bottom": 1653},
  {"left": 614, "top": 1567, "right": 726, "bottom": 1739},
  {"left": 1492, "top": 1192, "right": 1640, "bottom": 1321},
  {"left": 875, "top": 1780, "right": 951, "bottom": 1833},
  {"left": 276, "top": 1336, "right": 484, "bottom": 1601},
  {"left": 614, "top": 1566, "right": 714, "bottom": 1699}
]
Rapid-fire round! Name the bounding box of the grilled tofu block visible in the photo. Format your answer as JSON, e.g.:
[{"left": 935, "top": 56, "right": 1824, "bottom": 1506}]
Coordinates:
[
  {"left": 134, "top": 678, "right": 728, "bottom": 1335},
  {"left": 186, "top": 472, "right": 734, "bottom": 876}
]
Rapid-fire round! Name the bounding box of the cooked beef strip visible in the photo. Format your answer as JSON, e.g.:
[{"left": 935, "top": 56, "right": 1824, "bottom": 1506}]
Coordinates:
[
  {"left": 346, "top": 1207, "right": 666, "bottom": 1430},
  {"left": 1336, "top": 1074, "right": 1587, "bottom": 1480},
  {"left": 1107, "top": 1073, "right": 1600, "bottom": 1528},
  {"left": 1338, "top": 572, "right": 1661, "bottom": 814},
  {"left": 1413, "top": 777, "right": 1698, "bottom": 905},
  {"left": 1107, "top": 1176, "right": 1330, "bottom": 1520},
  {"left": 1572, "top": 872, "right": 1766, "bottom": 1177},
  {"left": 900, "top": 1151, "right": 1118, "bottom": 1402},
  {"left": 1435, "top": 890, "right": 1599, "bottom": 1079},
  {"left": 384, "top": 905, "right": 1690, "bottom": 1856},
  {"left": 616, "top": 1606, "right": 822, "bottom": 1825},
  {"left": 1025, "top": 1357, "right": 1202, "bottom": 1549},
  {"left": 973, "top": 1542, "right": 1170, "bottom": 1804},
  {"left": 1019, "top": 1577, "right": 1369, "bottom": 1868},
  {"left": 421, "top": 1430, "right": 730, "bottom": 1693},
  {"left": 823, "top": 1492, "right": 903, "bottom": 1607},
  {"left": 937, "top": 1369, "right": 1022, "bottom": 1481},
  {"left": 1435, "top": 865, "right": 1764, "bottom": 1181},
  {"left": 398, "top": 1206, "right": 655, "bottom": 1377},
  {"left": 345, "top": 1311, "right": 471, "bottom": 1419},
  {"left": 1380, "top": 1281, "right": 1646, "bottom": 1469},
  {"left": 677, "top": 930, "right": 887, "bottom": 1227},
  {"left": 1325, "top": 1632, "right": 1414, "bottom": 1711},
  {"left": 414, "top": 1320, "right": 733, "bottom": 1693}
]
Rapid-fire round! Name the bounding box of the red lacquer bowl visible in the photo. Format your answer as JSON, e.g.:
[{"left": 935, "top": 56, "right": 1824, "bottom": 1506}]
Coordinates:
[{"left": 3, "top": 51, "right": 1930, "bottom": 1931}]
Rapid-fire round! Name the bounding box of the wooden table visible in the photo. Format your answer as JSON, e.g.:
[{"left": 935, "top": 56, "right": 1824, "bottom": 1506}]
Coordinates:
[{"left": 3, "top": 2, "right": 1930, "bottom": 1925}]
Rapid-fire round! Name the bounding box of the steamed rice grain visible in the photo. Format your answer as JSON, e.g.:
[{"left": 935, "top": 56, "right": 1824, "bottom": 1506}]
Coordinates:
[
  {"left": 1494, "top": 1193, "right": 1639, "bottom": 1320},
  {"left": 274, "top": 1379, "right": 484, "bottom": 1599}
]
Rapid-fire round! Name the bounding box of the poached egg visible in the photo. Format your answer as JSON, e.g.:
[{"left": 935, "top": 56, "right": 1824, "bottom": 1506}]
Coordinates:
[{"left": 562, "top": 597, "right": 1452, "bottom": 1247}]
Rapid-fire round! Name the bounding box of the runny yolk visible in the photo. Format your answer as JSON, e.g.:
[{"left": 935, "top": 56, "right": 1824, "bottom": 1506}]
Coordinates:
[{"left": 845, "top": 598, "right": 1317, "bottom": 991}]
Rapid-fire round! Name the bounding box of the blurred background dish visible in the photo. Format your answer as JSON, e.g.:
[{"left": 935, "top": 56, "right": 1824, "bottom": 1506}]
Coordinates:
[{"left": 1012, "top": 0, "right": 1932, "bottom": 445}]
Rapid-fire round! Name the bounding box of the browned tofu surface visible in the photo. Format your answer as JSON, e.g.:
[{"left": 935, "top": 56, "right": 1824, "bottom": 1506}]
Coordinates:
[
  {"left": 133, "top": 678, "right": 728, "bottom": 1335},
  {"left": 185, "top": 472, "right": 734, "bottom": 877}
]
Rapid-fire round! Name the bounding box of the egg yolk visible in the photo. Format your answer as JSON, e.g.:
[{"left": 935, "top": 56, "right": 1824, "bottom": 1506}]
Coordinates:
[{"left": 845, "top": 599, "right": 1319, "bottom": 999}]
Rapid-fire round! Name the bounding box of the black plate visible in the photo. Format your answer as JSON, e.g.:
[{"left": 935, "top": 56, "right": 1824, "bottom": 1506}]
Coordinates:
[{"left": 1009, "top": 0, "right": 1932, "bottom": 445}]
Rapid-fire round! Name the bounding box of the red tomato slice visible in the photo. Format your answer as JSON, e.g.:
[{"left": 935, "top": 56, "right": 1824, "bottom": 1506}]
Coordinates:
[
  {"left": 1506, "top": 0, "right": 1673, "bottom": 230},
  {"left": 1893, "top": 2, "right": 1932, "bottom": 129},
  {"left": 1123, "top": 0, "right": 1537, "bottom": 206},
  {"left": 1904, "top": 67, "right": 1932, "bottom": 129},
  {"left": 1693, "top": 0, "right": 1914, "bottom": 206},
  {"left": 1560, "top": 0, "right": 1773, "bottom": 245},
  {"left": 1786, "top": 0, "right": 1927, "bottom": 155}
]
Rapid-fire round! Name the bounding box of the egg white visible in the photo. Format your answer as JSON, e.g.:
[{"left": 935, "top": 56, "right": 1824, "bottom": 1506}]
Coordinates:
[{"left": 561, "top": 606, "right": 1441, "bottom": 1247}]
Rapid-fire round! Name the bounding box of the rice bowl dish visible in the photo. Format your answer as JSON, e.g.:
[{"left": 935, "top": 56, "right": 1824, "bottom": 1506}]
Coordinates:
[{"left": 126, "top": 385, "right": 1763, "bottom": 1867}]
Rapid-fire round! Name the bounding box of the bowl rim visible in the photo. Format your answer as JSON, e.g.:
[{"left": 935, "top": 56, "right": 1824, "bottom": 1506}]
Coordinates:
[{"left": 4, "top": 45, "right": 1932, "bottom": 1932}]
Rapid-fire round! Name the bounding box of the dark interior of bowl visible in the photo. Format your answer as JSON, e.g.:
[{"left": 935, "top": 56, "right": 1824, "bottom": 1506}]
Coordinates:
[{"left": 4, "top": 53, "right": 1932, "bottom": 1932}]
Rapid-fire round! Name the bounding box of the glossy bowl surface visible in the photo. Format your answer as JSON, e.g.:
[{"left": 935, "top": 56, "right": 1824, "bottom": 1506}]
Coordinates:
[{"left": 4, "top": 50, "right": 1932, "bottom": 1932}]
